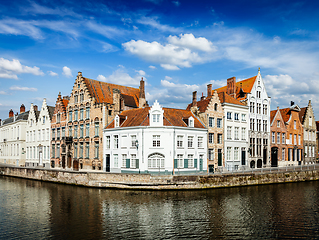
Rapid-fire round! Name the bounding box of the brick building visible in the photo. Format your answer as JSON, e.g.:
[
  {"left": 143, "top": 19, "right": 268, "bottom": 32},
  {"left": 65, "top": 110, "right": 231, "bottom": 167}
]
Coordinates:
[
  {"left": 50, "top": 93, "right": 69, "bottom": 168},
  {"left": 64, "top": 72, "right": 146, "bottom": 170}
]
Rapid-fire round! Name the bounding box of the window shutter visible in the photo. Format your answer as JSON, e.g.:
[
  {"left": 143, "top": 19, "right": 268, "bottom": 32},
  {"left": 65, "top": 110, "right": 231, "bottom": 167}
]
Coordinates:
[
  {"left": 194, "top": 158, "right": 197, "bottom": 168},
  {"left": 174, "top": 159, "right": 178, "bottom": 168},
  {"left": 136, "top": 159, "right": 139, "bottom": 169},
  {"left": 184, "top": 159, "right": 188, "bottom": 168},
  {"left": 126, "top": 159, "right": 130, "bottom": 168}
]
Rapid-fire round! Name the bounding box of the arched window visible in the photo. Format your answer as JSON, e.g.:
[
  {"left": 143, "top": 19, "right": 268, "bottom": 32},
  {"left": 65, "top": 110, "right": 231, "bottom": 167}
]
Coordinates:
[
  {"left": 214, "top": 103, "right": 218, "bottom": 111},
  {"left": 94, "top": 118, "right": 99, "bottom": 136},
  {"left": 148, "top": 153, "right": 165, "bottom": 169}
]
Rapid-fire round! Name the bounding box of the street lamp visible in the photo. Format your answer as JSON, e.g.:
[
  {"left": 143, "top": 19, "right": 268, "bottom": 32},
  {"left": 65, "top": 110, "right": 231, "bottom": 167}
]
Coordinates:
[{"left": 38, "top": 144, "right": 43, "bottom": 167}]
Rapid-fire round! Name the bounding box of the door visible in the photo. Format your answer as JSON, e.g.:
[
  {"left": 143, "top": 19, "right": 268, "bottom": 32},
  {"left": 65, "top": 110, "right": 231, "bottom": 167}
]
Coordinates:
[
  {"left": 62, "top": 156, "right": 66, "bottom": 168},
  {"left": 105, "top": 154, "right": 110, "bottom": 172},
  {"left": 208, "top": 165, "right": 214, "bottom": 173},
  {"left": 73, "top": 160, "right": 79, "bottom": 171},
  {"left": 67, "top": 155, "right": 72, "bottom": 168},
  {"left": 271, "top": 147, "right": 278, "bottom": 167},
  {"left": 218, "top": 149, "right": 222, "bottom": 166},
  {"left": 241, "top": 149, "right": 246, "bottom": 166}
]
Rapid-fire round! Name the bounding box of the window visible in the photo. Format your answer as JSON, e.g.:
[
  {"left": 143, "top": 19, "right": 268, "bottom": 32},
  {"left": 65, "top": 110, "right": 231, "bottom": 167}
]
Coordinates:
[
  {"left": 114, "top": 135, "right": 119, "bottom": 149},
  {"left": 69, "top": 126, "right": 72, "bottom": 137},
  {"left": 74, "top": 125, "right": 78, "bottom": 138},
  {"left": 290, "top": 134, "right": 292, "bottom": 144},
  {"left": 250, "top": 102, "right": 255, "bottom": 113},
  {"left": 214, "top": 103, "right": 218, "bottom": 111},
  {"left": 234, "top": 127, "right": 239, "bottom": 140},
  {"left": 86, "top": 107, "right": 90, "bottom": 119},
  {"left": 74, "top": 95, "right": 78, "bottom": 104},
  {"left": 257, "top": 119, "right": 261, "bottom": 131},
  {"left": 74, "top": 110, "right": 78, "bottom": 121},
  {"left": 257, "top": 103, "right": 261, "bottom": 114},
  {"left": 153, "top": 135, "right": 160, "bottom": 147},
  {"left": 57, "top": 113, "right": 61, "bottom": 123},
  {"left": 282, "top": 148, "right": 285, "bottom": 161},
  {"left": 62, "top": 128, "right": 65, "bottom": 137},
  {"left": 189, "top": 118, "right": 194, "bottom": 127},
  {"left": 43, "top": 116, "right": 45, "bottom": 124},
  {"left": 80, "top": 125, "right": 84, "bottom": 138},
  {"left": 122, "top": 154, "right": 127, "bottom": 168},
  {"left": 57, "top": 128, "right": 60, "bottom": 139},
  {"left": 188, "top": 154, "right": 194, "bottom": 168},
  {"left": 209, "top": 133, "right": 214, "bottom": 144},
  {"left": 85, "top": 143, "right": 89, "bottom": 158},
  {"left": 153, "top": 114, "right": 160, "bottom": 122},
  {"left": 257, "top": 91, "right": 261, "bottom": 98},
  {"left": 298, "top": 135, "right": 301, "bottom": 145},
  {"left": 130, "top": 154, "right": 137, "bottom": 168},
  {"left": 131, "top": 135, "right": 137, "bottom": 147},
  {"left": 52, "top": 129, "right": 55, "bottom": 139},
  {"left": 242, "top": 114, "right": 246, "bottom": 122},
  {"left": 294, "top": 120, "right": 296, "bottom": 129},
  {"left": 217, "top": 134, "right": 222, "bottom": 144},
  {"left": 227, "top": 126, "right": 232, "bottom": 140},
  {"left": 209, "top": 117, "right": 215, "bottom": 127},
  {"left": 74, "top": 143, "right": 78, "bottom": 158},
  {"left": 95, "top": 121, "right": 99, "bottom": 136},
  {"left": 80, "top": 93, "right": 84, "bottom": 102},
  {"left": 227, "top": 112, "right": 232, "bottom": 120},
  {"left": 263, "top": 104, "right": 267, "bottom": 115},
  {"left": 188, "top": 136, "right": 193, "bottom": 148},
  {"left": 114, "top": 154, "right": 118, "bottom": 168},
  {"left": 198, "top": 136, "right": 203, "bottom": 148},
  {"left": 242, "top": 128, "right": 246, "bottom": 140},
  {"left": 57, "top": 144, "right": 60, "bottom": 157},
  {"left": 234, "top": 147, "right": 239, "bottom": 160},
  {"left": 234, "top": 113, "right": 239, "bottom": 121},
  {"left": 277, "top": 132, "right": 280, "bottom": 144},
  {"left": 294, "top": 134, "right": 297, "bottom": 145},
  {"left": 217, "top": 118, "right": 222, "bottom": 128},
  {"left": 177, "top": 135, "right": 183, "bottom": 147},
  {"left": 277, "top": 120, "right": 280, "bottom": 127},
  {"left": 263, "top": 120, "right": 267, "bottom": 132},
  {"left": 177, "top": 154, "right": 183, "bottom": 168},
  {"left": 79, "top": 143, "right": 83, "bottom": 158},
  {"left": 52, "top": 144, "right": 55, "bottom": 158},
  {"left": 282, "top": 133, "right": 286, "bottom": 144},
  {"left": 106, "top": 136, "right": 110, "bottom": 149},
  {"left": 227, "top": 147, "right": 231, "bottom": 160},
  {"left": 69, "top": 111, "right": 72, "bottom": 122},
  {"left": 94, "top": 142, "right": 99, "bottom": 158},
  {"left": 80, "top": 108, "right": 84, "bottom": 120},
  {"left": 208, "top": 149, "right": 214, "bottom": 160},
  {"left": 272, "top": 132, "right": 275, "bottom": 143},
  {"left": 148, "top": 153, "right": 165, "bottom": 168},
  {"left": 85, "top": 124, "right": 89, "bottom": 137}
]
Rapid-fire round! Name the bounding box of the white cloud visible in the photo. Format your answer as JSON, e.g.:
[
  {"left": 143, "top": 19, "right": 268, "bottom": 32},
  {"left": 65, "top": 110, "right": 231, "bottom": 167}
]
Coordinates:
[
  {"left": 0, "top": 91, "right": 7, "bottom": 95},
  {"left": 97, "top": 68, "right": 144, "bottom": 86},
  {"left": 24, "top": 2, "right": 82, "bottom": 18},
  {"left": 48, "top": 71, "right": 58, "bottom": 76},
  {"left": 149, "top": 65, "right": 156, "bottom": 69},
  {"left": 135, "top": 70, "right": 146, "bottom": 76},
  {"left": 10, "top": 86, "right": 37, "bottom": 91},
  {"left": 123, "top": 34, "right": 215, "bottom": 70},
  {"left": 136, "top": 17, "right": 181, "bottom": 32},
  {"left": 167, "top": 33, "right": 216, "bottom": 52},
  {"left": 85, "top": 21, "right": 125, "bottom": 39},
  {"left": 0, "top": 58, "right": 44, "bottom": 79},
  {"left": 62, "top": 66, "right": 72, "bottom": 77}
]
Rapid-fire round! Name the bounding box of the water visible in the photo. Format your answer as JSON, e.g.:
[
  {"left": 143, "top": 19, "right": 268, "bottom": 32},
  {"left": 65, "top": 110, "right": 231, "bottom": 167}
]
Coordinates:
[{"left": 1, "top": 176, "right": 319, "bottom": 239}]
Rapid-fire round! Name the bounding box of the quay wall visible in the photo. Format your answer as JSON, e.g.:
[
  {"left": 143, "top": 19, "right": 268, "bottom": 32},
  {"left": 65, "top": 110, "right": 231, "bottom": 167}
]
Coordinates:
[{"left": 1, "top": 166, "right": 319, "bottom": 190}]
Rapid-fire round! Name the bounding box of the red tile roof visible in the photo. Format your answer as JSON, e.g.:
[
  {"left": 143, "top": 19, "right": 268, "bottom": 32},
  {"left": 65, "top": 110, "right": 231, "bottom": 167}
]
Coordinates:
[
  {"left": 83, "top": 77, "right": 140, "bottom": 106},
  {"left": 299, "top": 107, "right": 307, "bottom": 124},
  {"left": 217, "top": 92, "right": 245, "bottom": 106},
  {"left": 106, "top": 107, "right": 205, "bottom": 129},
  {"left": 214, "top": 76, "right": 257, "bottom": 100},
  {"left": 279, "top": 108, "right": 292, "bottom": 123},
  {"left": 270, "top": 109, "right": 277, "bottom": 124}
]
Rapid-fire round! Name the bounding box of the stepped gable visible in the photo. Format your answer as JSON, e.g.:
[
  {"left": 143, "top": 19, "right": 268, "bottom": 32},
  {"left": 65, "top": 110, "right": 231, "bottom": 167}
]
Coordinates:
[
  {"left": 83, "top": 77, "right": 140, "bottom": 106},
  {"left": 217, "top": 92, "right": 245, "bottom": 106},
  {"left": 106, "top": 107, "right": 205, "bottom": 129},
  {"left": 214, "top": 76, "right": 257, "bottom": 100},
  {"left": 299, "top": 107, "right": 307, "bottom": 124}
]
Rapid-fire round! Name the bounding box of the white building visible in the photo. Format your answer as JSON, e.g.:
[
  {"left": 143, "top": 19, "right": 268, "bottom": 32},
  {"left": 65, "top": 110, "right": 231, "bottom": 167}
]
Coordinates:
[
  {"left": 0, "top": 105, "right": 29, "bottom": 166},
  {"left": 218, "top": 92, "right": 249, "bottom": 171},
  {"left": 25, "top": 99, "right": 54, "bottom": 168},
  {"left": 103, "top": 101, "right": 207, "bottom": 174}
]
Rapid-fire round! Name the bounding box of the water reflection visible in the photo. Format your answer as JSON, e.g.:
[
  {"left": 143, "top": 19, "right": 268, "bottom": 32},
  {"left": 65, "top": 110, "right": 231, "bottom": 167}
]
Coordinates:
[{"left": 0, "top": 176, "right": 318, "bottom": 239}]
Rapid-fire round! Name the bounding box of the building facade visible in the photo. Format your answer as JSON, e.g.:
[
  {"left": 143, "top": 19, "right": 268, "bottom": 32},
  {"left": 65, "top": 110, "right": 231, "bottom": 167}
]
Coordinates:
[
  {"left": 0, "top": 105, "right": 29, "bottom": 166},
  {"left": 299, "top": 100, "right": 316, "bottom": 164},
  {"left": 25, "top": 100, "right": 54, "bottom": 168},
  {"left": 63, "top": 72, "right": 145, "bottom": 170},
  {"left": 104, "top": 101, "right": 207, "bottom": 174},
  {"left": 50, "top": 93, "right": 69, "bottom": 168},
  {"left": 187, "top": 86, "right": 224, "bottom": 173},
  {"left": 215, "top": 69, "right": 271, "bottom": 168}
]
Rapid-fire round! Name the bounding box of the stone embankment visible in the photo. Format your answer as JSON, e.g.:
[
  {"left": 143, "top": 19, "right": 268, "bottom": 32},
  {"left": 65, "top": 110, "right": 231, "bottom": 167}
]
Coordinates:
[{"left": 1, "top": 165, "right": 319, "bottom": 190}]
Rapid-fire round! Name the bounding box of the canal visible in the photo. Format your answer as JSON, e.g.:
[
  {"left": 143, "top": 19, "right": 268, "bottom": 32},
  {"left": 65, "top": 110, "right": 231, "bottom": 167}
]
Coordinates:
[{"left": 1, "top": 176, "right": 319, "bottom": 239}]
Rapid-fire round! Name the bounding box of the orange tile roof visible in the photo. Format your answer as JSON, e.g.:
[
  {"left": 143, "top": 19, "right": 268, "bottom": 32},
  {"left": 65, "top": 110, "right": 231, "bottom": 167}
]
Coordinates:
[
  {"left": 62, "top": 99, "right": 69, "bottom": 109},
  {"left": 279, "top": 108, "right": 292, "bottom": 123},
  {"left": 270, "top": 109, "right": 277, "bottom": 124},
  {"left": 106, "top": 107, "right": 205, "bottom": 129},
  {"left": 299, "top": 107, "right": 307, "bottom": 124},
  {"left": 218, "top": 92, "right": 245, "bottom": 106},
  {"left": 214, "top": 76, "right": 257, "bottom": 100},
  {"left": 83, "top": 77, "right": 140, "bottom": 106}
]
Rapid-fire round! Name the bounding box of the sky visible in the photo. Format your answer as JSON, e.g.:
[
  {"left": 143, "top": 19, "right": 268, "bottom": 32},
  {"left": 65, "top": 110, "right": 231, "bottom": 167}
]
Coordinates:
[{"left": 0, "top": 0, "right": 319, "bottom": 120}]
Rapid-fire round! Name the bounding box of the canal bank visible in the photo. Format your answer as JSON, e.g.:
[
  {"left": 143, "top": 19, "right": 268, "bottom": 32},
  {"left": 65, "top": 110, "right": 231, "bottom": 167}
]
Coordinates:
[{"left": 1, "top": 164, "right": 319, "bottom": 190}]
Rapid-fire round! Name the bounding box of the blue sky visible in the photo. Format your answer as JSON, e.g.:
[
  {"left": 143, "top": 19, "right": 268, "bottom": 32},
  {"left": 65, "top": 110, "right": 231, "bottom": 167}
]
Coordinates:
[{"left": 1, "top": 0, "right": 319, "bottom": 119}]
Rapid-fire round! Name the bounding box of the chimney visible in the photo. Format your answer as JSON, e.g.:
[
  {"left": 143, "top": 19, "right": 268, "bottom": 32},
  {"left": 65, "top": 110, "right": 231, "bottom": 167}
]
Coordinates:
[
  {"left": 291, "top": 101, "right": 294, "bottom": 106},
  {"left": 207, "top": 84, "right": 212, "bottom": 97},
  {"left": 139, "top": 77, "right": 146, "bottom": 108},
  {"left": 34, "top": 105, "right": 38, "bottom": 112},
  {"left": 9, "top": 109, "right": 14, "bottom": 118},
  {"left": 20, "top": 104, "right": 25, "bottom": 113},
  {"left": 201, "top": 92, "right": 205, "bottom": 101},
  {"left": 227, "top": 77, "right": 236, "bottom": 98},
  {"left": 113, "top": 89, "right": 121, "bottom": 115},
  {"left": 192, "top": 91, "right": 197, "bottom": 107}
]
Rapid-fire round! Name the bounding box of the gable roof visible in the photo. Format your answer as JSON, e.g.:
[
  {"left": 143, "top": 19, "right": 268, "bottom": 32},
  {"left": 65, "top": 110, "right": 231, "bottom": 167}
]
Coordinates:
[
  {"left": 270, "top": 110, "right": 277, "bottom": 124},
  {"left": 106, "top": 107, "right": 205, "bottom": 129},
  {"left": 83, "top": 77, "right": 140, "bottom": 107},
  {"left": 217, "top": 92, "right": 246, "bottom": 106},
  {"left": 47, "top": 106, "right": 55, "bottom": 120},
  {"left": 214, "top": 76, "right": 257, "bottom": 101},
  {"left": 279, "top": 108, "right": 291, "bottom": 123},
  {"left": 299, "top": 107, "right": 307, "bottom": 124}
]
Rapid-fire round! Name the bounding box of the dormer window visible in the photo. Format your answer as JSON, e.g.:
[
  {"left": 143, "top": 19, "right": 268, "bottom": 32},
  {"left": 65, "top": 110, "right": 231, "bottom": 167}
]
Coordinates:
[
  {"left": 149, "top": 100, "right": 164, "bottom": 127},
  {"left": 153, "top": 114, "right": 160, "bottom": 122},
  {"left": 188, "top": 116, "right": 194, "bottom": 127},
  {"left": 115, "top": 115, "right": 119, "bottom": 128}
]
